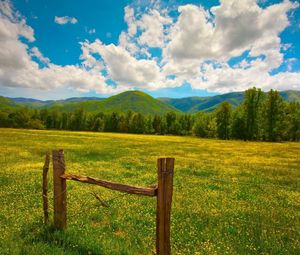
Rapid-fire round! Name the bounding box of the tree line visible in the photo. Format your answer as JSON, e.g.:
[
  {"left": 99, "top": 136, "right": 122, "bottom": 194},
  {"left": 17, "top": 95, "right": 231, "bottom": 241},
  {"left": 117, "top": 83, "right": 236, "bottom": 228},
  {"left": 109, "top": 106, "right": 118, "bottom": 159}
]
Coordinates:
[{"left": 0, "top": 88, "right": 299, "bottom": 141}]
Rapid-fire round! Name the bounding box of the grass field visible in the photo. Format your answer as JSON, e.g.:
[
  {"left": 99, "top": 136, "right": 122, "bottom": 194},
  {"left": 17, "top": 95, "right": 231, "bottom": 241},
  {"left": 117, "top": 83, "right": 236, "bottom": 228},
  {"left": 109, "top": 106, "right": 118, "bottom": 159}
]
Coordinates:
[{"left": 0, "top": 128, "right": 299, "bottom": 255}]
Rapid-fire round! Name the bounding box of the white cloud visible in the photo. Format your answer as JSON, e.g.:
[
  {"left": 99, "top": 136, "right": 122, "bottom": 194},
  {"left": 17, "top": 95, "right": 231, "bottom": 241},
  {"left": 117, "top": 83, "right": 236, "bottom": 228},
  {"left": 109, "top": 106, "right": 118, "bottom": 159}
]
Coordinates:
[
  {"left": 164, "top": 0, "right": 298, "bottom": 64},
  {"left": 162, "top": 0, "right": 300, "bottom": 91},
  {"left": 138, "top": 9, "right": 172, "bottom": 48},
  {"left": 30, "top": 47, "right": 50, "bottom": 65},
  {"left": 81, "top": 40, "right": 163, "bottom": 89},
  {"left": 54, "top": 16, "right": 78, "bottom": 25},
  {"left": 124, "top": 6, "right": 137, "bottom": 36},
  {"left": 0, "top": 0, "right": 300, "bottom": 98},
  {"left": 0, "top": 1, "right": 121, "bottom": 96},
  {"left": 190, "top": 60, "right": 300, "bottom": 93}
]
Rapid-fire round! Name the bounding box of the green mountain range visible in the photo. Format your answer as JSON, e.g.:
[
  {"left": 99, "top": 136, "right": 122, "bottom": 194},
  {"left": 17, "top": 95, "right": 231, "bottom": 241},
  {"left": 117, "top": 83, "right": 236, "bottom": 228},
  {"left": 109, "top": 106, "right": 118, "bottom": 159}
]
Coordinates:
[
  {"left": 1, "top": 91, "right": 178, "bottom": 115},
  {"left": 1, "top": 90, "right": 300, "bottom": 114},
  {"left": 159, "top": 90, "right": 300, "bottom": 113}
]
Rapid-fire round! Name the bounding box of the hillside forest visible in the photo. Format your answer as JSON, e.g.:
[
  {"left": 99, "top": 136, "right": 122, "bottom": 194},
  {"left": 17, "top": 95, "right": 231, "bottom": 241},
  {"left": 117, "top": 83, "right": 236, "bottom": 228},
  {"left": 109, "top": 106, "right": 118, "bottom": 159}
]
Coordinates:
[{"left": 0, "top": 88, "right": 299, "bottom": 141}]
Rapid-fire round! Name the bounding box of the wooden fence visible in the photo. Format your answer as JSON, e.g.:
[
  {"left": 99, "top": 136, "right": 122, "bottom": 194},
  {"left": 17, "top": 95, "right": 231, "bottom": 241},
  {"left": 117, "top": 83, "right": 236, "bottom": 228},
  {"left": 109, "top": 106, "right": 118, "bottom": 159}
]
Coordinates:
[{"left": 42, "top": 149, "right": 175, "bottom": 255}]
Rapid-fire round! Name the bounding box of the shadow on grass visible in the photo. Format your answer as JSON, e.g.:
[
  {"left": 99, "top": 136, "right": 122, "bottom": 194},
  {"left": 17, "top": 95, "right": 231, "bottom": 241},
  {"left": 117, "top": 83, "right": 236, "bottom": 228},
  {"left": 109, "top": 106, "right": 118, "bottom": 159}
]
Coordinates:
[{"left": 20, "top": 221, "right": 105, "bottom": 255}]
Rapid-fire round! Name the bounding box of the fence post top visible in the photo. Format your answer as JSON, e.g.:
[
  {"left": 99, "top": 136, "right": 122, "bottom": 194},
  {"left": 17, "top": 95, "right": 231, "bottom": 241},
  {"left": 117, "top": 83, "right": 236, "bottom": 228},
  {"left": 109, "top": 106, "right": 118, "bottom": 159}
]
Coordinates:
[
  {"left": 157, "top": 158, "right": 175, "bottom": 174},
  {"left": 52, "top": 149, "right": 64, "bottom": 156},
  {"left": 157, "top": 157, "right": 175, "bottom": 161}
]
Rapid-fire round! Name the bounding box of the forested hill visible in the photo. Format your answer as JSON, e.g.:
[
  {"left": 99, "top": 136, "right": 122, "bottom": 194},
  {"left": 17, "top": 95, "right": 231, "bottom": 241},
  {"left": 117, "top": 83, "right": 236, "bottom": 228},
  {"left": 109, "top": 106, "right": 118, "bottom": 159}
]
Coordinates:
[
  {"left": 159, "top": 90, "right": 300, "bottom": 113},
  {"left": 1, "top": 89, "right": 300, "bottom": 114},
  {"left": 1, "top": 91, "right": 178, "bottom": 115}
]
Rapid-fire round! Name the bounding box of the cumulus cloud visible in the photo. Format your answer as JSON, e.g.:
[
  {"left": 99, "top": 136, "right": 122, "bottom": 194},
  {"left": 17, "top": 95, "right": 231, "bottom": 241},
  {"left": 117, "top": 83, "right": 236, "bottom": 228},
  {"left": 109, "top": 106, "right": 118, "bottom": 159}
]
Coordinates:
[
  {"left": 54, "top": 16, "right": 78, "bottom": 25},
  {"left": 0, "top": 0, "right": 300, "bottom": 97},
  {"left": 30, "top": 47, "right": 50, "bottom": 65},
  {"left": 81, "top": 40, "right": 164, "bottom": 89},
  {"left": 0, "top": 1, "right": 121, "bottom": 95},
  {"left": 138, "top": 9, "right": 172, "bottom": 48},
  {"left": 162, "top": 0, "right": 300, "bottom": 91},
  {"left": 164, "top": 0, "right": 297, "bottom": 64},
  {"left": 124, "top": 6, "right": 137, "bottom": 37}
]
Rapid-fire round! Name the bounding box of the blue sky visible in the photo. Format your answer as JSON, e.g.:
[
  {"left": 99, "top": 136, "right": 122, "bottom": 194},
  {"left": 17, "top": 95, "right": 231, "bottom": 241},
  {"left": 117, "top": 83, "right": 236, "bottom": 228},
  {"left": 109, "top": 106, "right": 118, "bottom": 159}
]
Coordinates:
[{"left": 0, "top": 0, "right": 299, "bottom": 99}]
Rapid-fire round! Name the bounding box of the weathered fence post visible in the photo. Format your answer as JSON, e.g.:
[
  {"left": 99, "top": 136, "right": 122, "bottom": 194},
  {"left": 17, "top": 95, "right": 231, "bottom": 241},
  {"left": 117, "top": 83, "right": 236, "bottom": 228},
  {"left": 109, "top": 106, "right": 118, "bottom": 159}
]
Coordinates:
[
  {"left": 52, "top": 149, "right": 67, "bottom": 229},
  {"left": 156, "top": 158, "right": 174, "bottom": 255},
  {"left": 42, "top": 152, "right": 50, "bottom": 224}
]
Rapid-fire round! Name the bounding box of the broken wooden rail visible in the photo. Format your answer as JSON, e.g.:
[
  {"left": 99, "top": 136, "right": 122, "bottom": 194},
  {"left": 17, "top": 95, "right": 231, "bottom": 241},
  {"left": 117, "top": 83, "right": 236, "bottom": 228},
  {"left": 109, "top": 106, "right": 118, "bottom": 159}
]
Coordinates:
[
  {"left": 60, "top": 173, "right": 157, "bottom": 196},
  {"left": 43, "top": 149, "right": 175, "bottom": 255}
]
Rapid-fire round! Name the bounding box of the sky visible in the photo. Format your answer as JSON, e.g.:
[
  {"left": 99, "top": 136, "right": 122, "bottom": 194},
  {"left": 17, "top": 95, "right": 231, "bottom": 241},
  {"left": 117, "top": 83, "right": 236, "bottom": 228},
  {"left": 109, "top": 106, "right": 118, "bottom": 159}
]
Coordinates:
[{"left": 0, "top": 0, "right": 300, "bottom": 100}]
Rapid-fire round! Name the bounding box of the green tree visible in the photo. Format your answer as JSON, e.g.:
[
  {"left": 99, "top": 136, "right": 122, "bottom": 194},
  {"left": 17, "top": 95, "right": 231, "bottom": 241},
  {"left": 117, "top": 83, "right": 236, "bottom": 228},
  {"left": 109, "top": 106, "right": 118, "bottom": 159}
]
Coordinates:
[
  {"left": 216, "top": 102, "right": 232, "bottom": 139},
  {"left": 105, "top": 112, "right": 119, "bottom": 132},
  {"left": 118, "top": 115, "right": 128, "bottom": 133},
  {"left": 145, "top": 116, "right": 154, "bottom": 134},
  {"left": 12, "top": 108, "right": 31, "bottom": 128},
  {"left": 263, "top": 90, "right": 284, "bottom": 141},
  {"left": 284, "top": 102, "right": 300, "bottom": 141},
  {"left": 193, "top": 113, "right": 210, "bottom": 138},
  {"left": 153, "top": 115, "right": 161, "bottom": 134},
  {"left": 131, "top": 113, "right": 145, "bottom": 133},
  {"left": 71, "top": 108, "right": 86, "bottom": 130},
  {"left": 243, "top": 87, "right": 263, "bottom": 140},
  {"left": 166, "top": 112, "right": 177, "bottom": 134},
  {"left": 0, "top": 111, "right": 9, "bottom": 127},
  {"left": 231, "top": 106, "right": 246, "bottom": 140}
]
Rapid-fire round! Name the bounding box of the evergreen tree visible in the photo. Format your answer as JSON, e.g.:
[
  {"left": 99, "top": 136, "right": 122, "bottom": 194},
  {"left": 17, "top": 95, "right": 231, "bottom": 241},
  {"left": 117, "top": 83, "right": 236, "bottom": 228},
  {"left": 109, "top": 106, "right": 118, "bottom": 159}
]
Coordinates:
[
  {"left": 231, "top": 106, "right": 246, "bottom": 140},
  {"left": 118, "top": 115, "right": 128, "bottom": 133},
  {"left": 153, "top": 115, "right": 162, "bottom": 134},
  {"left": 61, "top": 112, "right": 69, "bottom": 130},
  {"left": 72, "top": 108, "right": 86, "bottom": 130},
  {"left": 105, "top": 112, "right": 119, "bottom": 132},
  {"left": 193, "top": 113, "right": 209, "bottom": 137},
  {"left": 284, "top": 102, "right": 300, "bottom": 141},
  {"left": 243, "top": 87, "right": 263, "bottom": 140},
  {"left": 216, "top": 102, "right": 232, "bottom": 139},
  {"left": 166, "top": 112, "right": 177, "bottom": 134},
  {"left": 263, "top": 90, "right": 284, "bottom": 141},
  {"left": 145, "top": 116, "right": 154, "bottom": 134},
  {"left": 131, "top": 113, "right": 145, "bottom": 133}
]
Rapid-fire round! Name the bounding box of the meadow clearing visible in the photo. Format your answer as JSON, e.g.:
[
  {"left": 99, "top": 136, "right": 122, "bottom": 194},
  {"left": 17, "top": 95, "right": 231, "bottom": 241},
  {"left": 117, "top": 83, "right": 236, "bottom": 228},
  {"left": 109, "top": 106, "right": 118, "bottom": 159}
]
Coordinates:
[{"left": 0, "top": 128, "right": 299, "bottom": 255}]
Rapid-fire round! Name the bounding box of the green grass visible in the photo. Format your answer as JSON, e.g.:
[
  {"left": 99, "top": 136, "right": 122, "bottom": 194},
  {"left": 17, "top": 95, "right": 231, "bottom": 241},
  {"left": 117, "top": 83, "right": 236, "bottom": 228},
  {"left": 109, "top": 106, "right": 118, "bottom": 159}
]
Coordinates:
[{"left": 0, "top": 128, "right": 299, "bottom": 255}]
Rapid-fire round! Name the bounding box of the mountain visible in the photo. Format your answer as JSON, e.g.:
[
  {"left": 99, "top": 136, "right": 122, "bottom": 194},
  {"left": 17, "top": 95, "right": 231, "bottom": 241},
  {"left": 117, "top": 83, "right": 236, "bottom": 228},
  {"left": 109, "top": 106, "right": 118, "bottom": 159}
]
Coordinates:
[
  {"left": 279, "top": 90, "right": 300, "bottom": 102},
  {"left": 159, "top": 96, "right": 210, "bottom": 112},
  {"left": 160, "top": 90, "right": 300, "bottom": 113},
  {"left": 159, "top": 92, "right": 244, "bottom": 113},
  {"left": 11, "top": 97, "right": 103, "bottom": 108},
  {"left": 1, "top": 91, "right": 176, "bottom": 115},
  {"left": 84, "top": 90, "right": 178, "bottom": 115},
  {"left": 1, "top": 90, "right": 299, "bottom": 114},
  {"left": 61, "top": 91, "right": 179, "bottom": 115},
  {"left": 12, "top": 91, "right": 179, "bottom": 115},
  {"left": 0, "top": 96, "right": 19, "bottom": 111}
]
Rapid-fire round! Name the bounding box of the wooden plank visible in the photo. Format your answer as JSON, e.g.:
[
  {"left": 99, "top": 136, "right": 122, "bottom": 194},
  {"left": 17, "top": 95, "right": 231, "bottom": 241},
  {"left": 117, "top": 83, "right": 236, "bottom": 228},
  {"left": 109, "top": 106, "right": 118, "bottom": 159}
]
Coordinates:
[
  {"left": 156, "top": 158, "right": 174, "bottom": 255},
  {"left": 52, "top": 149, "right": 67, "bottom": 229},
  {"left": 61, "top": 173, "right": 157, "bottom": 197},
  {"left": 42, "top": 152, "right": 50, "bottom": 224}
]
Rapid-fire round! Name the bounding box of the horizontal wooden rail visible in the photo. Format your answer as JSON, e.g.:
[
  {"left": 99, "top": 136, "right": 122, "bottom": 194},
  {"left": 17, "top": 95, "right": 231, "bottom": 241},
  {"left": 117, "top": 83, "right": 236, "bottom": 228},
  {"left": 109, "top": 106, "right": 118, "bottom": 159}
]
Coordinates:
[{"left": 60, "top": 173, "right": 157, "bottom": 197}]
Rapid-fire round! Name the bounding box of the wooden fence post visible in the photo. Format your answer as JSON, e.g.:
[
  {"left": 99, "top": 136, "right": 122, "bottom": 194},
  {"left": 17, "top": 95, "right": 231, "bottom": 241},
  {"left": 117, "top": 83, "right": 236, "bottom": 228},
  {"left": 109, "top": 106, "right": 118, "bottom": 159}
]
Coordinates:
[
  {"left": 42, "top": 152, "right": 50, "bottom": 224},
  {"left": 52, "top": 149, "right": 67, "bottom": 229},
  {"left": 156, "top": 158, "right": 174, "bottom": 255}
]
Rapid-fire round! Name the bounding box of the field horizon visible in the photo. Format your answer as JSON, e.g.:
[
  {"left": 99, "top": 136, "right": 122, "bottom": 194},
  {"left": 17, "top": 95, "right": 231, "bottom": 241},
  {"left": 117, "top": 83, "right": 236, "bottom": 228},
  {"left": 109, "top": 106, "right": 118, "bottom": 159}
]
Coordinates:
[{"left": 0, "top": 128, "right": 299, "bottom": 254}]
